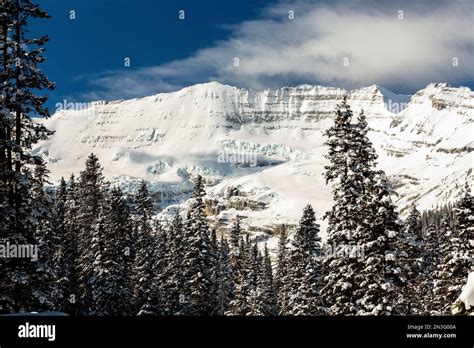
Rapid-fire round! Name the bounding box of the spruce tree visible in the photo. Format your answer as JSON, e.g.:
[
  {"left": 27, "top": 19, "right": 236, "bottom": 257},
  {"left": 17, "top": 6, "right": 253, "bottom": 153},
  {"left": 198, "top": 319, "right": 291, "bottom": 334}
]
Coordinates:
[
  {"left": 230, "top": 217, "right": 241, "bottom": 250},
  {"left": 322, "top": 98, "right": 406, "bottom": 315},
  {"left": 0, "top": 0, "right": 54, "bottom": 313},
  {"left": 101, "top": 187, "right": 133, "bottom": 315},
  {"left": 352, "top": 173, "right": 406, "bottom": 315},
  {"left": 288, "top": 205, "right": 324, "bottom": 315},
  {"left": 51, "top": 177, "right": 70, "bottom": 311},
  {"left": 402, "top": 204, "right": 424, "bottom": 314},
  {"left": 433, "top": 217, "right": 455, "bottom": 314},
  {"left": 259, "top": 244, "right": 278, "bottom": 315},
  {"left": 181, "top": 175, "right": 214, "bottom": 315},
  {"left": 274, "top": 227, "right": 290, "bottom": 315},
  {"left": 420, "top": 223, "right": 442, "bottom": 314},
  {"left": 132, "top": 181, "right": 157, "bottom": 315},
  {"left": 321, "top": 97, "right": 360, "bottom": 314},
  {"left": 59, "top": 174, "right": 79, "bottom": 314},
  {"left": 436, "top": 184, "right": 473, "bottom": 313},
  {"left": 163, "top": 211, "right": 186, "bottom": 315},
  {"left": 208, "top": 228, "right": 221, "bottom": 315},
  {"left": 30, "top": 159, "right": 59, "bottom": 311},
  {"left": 452, "top": 183, "right": 473, "bottom": 289},
  {"left": 247, "top": 242, "right": 264, "bottom": 315},
  {"left": 76, "top": 154, "right": 107, "bottom": 314},
  {"left": 229, "top": 217, "right": 243, "bottom": 301},
  {"left": 152, "top": 219, "right": 167, "bottom": 315},
  {"left": 214, "top": 236, "right": 234, "bottom": 315},
  {"left": 227, "top": 236, "right": 252, "bottom": 315},
  {"left": 88, "top": 210, "right": 108, "bottom": 315}
]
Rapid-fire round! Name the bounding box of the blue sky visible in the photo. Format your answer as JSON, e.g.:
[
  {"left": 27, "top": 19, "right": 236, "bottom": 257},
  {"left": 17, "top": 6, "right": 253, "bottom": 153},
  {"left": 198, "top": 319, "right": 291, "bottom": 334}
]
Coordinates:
[
  {"left": 31, "top": 0, "right": 473, "bottom": 111},
  {"left": 32, "top": 0, "right": 272, "bottom": 109}
]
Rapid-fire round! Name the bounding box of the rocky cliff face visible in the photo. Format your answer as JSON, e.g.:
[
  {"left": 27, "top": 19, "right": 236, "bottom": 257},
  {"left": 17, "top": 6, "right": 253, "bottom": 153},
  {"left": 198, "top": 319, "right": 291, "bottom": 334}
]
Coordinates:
[{"left": 34, "top": 82, "right": 473, "bottom": 240}]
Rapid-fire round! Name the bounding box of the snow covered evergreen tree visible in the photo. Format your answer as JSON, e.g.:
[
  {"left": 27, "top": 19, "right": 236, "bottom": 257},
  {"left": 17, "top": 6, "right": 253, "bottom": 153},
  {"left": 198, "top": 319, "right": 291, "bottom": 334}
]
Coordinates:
[
  {"left": 321, "top": 97, "right": 360, "bottom": 314},
  {"left": 402, "top": 204, "right": 424, "bottom": 314},
  {"left": 353, "top": 173, "right": 406, "bottom": 315},
  {"left": 322, "top": 98, "right": 406, "bottom": 315},
  {"left": 420, "top": 223, "right": 442, "bottom": 314},
  {"left": 58, "top": 174, "right": 80, "bottom": 314},
  {"left": 132, "top": 180, "right": 158, "bottom": 315},
  {"left": 0, "top": 0, "right": 54, "bottom": 313},
  {"left": 433, "top": 216, "right": 455, "bottom": 314},
  {"left": 288, "top": 205, "right": 324, "bottom": 315},
  {"left": 152, "top": 219, "right": 167, "bottom": 314},
  {"left": 162, "top": 211, "right": 186, "bottom": 314},
  {"left": 29, "top": 160, "right": 59, "bottom": 311},
  {"left": 228, "top": 217, "right": 243, "bottom": 299},
  {"left": 87, "top": 210, "right": 108, "bottom": 315},
  {"left": 247, "top": 242, "right": 264, "bottom": 315},
  {"left": 181, "top": 175, "right": 214, "bottom": 315},
  {"left": 101, "top": 187, "right": 133, "bottom": 315},
  {"left": 214, "top": 236, "right": 234, "bottom": 315},
  {"left": 451, "top": 183, "right": 473, "bottom": 288},
  {"left": 51, "top": 177, "right": 70, "bottom": 311},
  {"left": 435, "top": 184, "right": 473, "bottom": 314},
  {"left": 230, "top": 217, "right": 241, "bottom": 250},
  {"left": 227, "top": 236, "right": 252, "bottom": 315},
  {"left": 76, "top": 154, "right": 107, "bottom": 314},
  {"left": 258, "top": 244, "right": 278, "bottom": 315},
  {"left": 274, "top": 227, "right": 290, "bottom": 315}
]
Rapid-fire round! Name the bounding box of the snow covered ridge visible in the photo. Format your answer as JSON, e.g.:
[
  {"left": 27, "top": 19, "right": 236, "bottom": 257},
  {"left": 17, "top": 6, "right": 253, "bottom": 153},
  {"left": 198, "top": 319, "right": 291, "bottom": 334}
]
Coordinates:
[{"left": 34, "top": 82, "right": 473, "bottom": 235}]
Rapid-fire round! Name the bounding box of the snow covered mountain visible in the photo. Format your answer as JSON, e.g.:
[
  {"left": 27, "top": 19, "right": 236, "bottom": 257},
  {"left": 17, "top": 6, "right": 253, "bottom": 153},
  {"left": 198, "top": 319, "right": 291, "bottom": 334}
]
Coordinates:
[{"left": 33, "top": 82, "right": 473, "bottom": 241}]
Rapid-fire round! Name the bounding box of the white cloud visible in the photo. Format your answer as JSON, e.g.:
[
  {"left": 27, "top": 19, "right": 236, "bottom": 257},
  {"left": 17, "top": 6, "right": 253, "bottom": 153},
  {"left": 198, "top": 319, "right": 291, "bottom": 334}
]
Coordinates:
[{"left": 83, "top": 0, "right": 474, "bottom": 100}]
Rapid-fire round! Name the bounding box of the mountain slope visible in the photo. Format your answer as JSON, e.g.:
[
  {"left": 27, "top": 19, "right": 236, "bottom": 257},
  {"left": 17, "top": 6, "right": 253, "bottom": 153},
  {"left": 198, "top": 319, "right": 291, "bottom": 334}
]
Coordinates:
[{"left": 34, "top": 82, "right": 473, "bottom": 240}]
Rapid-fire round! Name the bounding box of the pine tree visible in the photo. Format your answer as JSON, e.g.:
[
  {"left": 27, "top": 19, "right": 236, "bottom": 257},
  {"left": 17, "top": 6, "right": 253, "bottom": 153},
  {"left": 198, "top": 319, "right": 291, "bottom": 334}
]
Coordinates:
[
  {"left": 274, "top": 227, "right": 290, "bottom": 315},
  {"left": 402, "top": 204, "right": 424, "bottom": 314},
  {"left": 352, "top": 173, "right": 406, "bottom": 315},
  {"left": 228, "top": 217, "right": 243, "bottom": 301},
  {"left": 51, "top": 177, "right": 69, "bottom": 311},
  {"left": 181, "top": 175, "right": 214, "bottom": 315},
  {"left": 101, "top": 187, "right": 133, "bottom": 315},
  {"left": 162, "top": 211, "right": 186, "bottom": 314},
  {"left": 452, "top": 183, "right": 473, "bottom": 289},
  {"left": 259, "top": 244, "right": 278, "bottom": 315},
  {"left": 436, "top": 184, "right": 473, "bottom": 314},
  {"left": 322, "top": 98, "right": 406, "bottom": 315},
  {"left": 214, "top": 236, "right": 234, "bottom": 315},
  {"left": 135, "top": 180, "right": 153, "bottom": 237},
  {"left": 227, "top": 236, "right": 252, "bottom": 315},
  {"left": 0, "top": 1, "right": 13, "bottom": 233},
  {"left": 288, "top": 205, "right": 324, "bottom": 315},
  {"left": 88, "top": 210, "right": 108, "bottom": 315},
  {"left": 30, "top": 160, "right": 59, "bottom": 311},
  {"left": 132, "top": 180, "right": 157, "bottom": 315},
  {"left": 58, "top": 174, "right": 79, "bottom": 314},
  {"left": 321, "top": 97, "right": 360, "bottom": 314},
  {"left": 420, "top": 223, "right": 443, "bottom": 314},
  {"left": 208, "top": 228, "right": 221, "bottom": 315},
  {"left": 247, "top": 242, "right": 264, "bottom": 315},
  {"left": 76, "top": 154, "right": 107, "bottom": 314},
  {"left": 152, "top": 218, "right": 167, "bottom": 315},
  {"left": 230, "top": 217, "right": 241, "bottom": 250},
  {"left": 433, "top": 216, "right": 455, "bottom": 314},
  {"left": 0, "top": 0, "right": 54, "bottom": 313}
]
